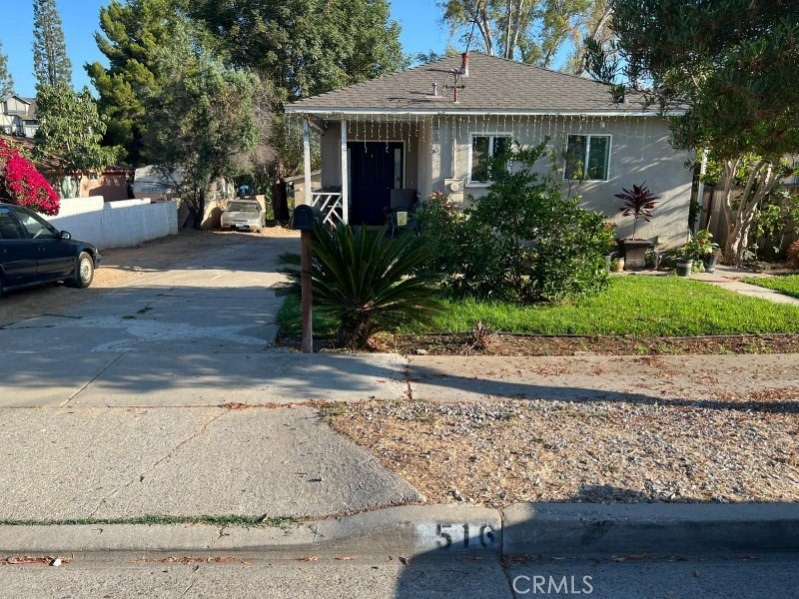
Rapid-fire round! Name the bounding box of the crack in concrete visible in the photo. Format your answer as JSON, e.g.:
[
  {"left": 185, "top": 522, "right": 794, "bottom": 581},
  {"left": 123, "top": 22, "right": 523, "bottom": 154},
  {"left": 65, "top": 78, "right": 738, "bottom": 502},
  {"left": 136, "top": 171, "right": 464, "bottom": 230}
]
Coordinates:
[
  {"left": 59, "top": 353, "right": 126, "bottom": 408},
  {"left": 88, "top": 409, "right": 229, "bottom": 517}
]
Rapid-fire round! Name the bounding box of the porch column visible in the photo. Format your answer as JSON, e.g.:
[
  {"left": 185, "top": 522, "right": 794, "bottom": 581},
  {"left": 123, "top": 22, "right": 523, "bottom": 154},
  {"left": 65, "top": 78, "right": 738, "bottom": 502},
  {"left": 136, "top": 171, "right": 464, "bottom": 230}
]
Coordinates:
[
  {"left": 340, "top": 120, "right": 349, "bottom": 224},
  {"left": 302, "top": 117, "right": 312, "bottom": 206}
]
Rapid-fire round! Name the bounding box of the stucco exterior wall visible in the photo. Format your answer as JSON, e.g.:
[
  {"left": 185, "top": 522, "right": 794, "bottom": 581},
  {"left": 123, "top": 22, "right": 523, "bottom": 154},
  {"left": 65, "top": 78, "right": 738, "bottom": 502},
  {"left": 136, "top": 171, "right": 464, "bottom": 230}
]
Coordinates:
[
  {"left": 316, "top": 115, "right": 692, "bottom": 247},
  {"left": 436, "top": 115, "right": 692, "bottom": 248}
]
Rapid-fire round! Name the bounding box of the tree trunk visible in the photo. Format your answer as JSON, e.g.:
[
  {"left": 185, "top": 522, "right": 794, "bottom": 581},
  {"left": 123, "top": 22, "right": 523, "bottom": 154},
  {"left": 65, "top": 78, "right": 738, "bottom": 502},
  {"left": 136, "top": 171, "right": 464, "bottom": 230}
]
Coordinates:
[
  {"left": 722, "top": 161, "right": 780, "bottom": 266},
  {"left": 477, "top": 1, "right": 494, "bottom": 55}
]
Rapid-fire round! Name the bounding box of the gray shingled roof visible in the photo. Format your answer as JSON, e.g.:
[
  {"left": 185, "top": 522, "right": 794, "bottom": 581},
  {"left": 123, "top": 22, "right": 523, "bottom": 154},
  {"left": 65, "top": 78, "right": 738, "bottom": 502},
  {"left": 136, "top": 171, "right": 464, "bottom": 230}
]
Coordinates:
[{"left": 286, "top": 52, "right": 653, "bottom": 115}]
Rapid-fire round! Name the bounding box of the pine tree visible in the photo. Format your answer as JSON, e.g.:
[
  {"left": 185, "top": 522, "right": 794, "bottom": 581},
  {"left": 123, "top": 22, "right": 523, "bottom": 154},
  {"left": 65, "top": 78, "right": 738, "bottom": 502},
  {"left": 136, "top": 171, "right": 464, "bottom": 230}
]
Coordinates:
[
  {"left": 0, "top": 41, "right": 13, "bottom": 98},
  {"left": 32, "top": 0, "right": 72, "bottom": 88}
]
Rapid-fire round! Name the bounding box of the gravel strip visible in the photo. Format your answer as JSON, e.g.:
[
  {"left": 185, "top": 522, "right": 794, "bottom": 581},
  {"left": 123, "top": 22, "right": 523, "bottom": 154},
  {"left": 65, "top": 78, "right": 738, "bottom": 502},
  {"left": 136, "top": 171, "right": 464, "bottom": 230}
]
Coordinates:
[{"left": 324, "top": 390, "right": 799, "bottom": 507}]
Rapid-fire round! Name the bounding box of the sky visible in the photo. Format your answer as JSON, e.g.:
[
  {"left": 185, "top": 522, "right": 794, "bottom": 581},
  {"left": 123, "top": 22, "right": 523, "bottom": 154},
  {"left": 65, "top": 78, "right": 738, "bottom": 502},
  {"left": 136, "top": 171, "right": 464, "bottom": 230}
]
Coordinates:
[{"left": 2, "top": 0, "right": 449, "bottom": 99}]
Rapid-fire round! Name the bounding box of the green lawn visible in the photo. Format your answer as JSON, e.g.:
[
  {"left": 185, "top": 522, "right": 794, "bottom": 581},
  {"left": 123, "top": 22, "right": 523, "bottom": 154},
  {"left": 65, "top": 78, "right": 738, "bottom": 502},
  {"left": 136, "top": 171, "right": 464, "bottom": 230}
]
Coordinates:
[
  {"left": 277, "top": 275, "right": 799, "bottom": 338},
  {"left": 743, "top": 275, "right": 799, "bottom": 300}
]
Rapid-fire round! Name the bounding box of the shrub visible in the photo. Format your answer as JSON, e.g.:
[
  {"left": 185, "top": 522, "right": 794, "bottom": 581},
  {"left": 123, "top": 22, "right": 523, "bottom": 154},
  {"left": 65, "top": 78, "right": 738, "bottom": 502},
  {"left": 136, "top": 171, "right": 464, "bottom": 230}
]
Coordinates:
[
  {"left": 280, "top": 224, "right": 442, "bottom": 348},
  {"left": 415, "top": 191, "right": 465, "bottom": 276},
  {"left": 418, "top": 140, "right": 610, "bottom": 303},
  {"left": 679, "top": 229, "right": 717, "bottom": 261},
  {"left": 0, "top": 139, "right": 60, "bottom": 215}
]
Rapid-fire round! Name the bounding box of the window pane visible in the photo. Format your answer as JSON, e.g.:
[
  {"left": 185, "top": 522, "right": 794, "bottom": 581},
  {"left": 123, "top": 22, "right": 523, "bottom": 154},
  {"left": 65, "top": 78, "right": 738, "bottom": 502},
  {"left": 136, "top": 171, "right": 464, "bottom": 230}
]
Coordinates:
[
  {"left": 587, "top": 136, "right": 610, "bottom": 180},
  {"left": 471, "top": 136, "right": 490, "bottom": 182},
  {"left": 492, "top": 136, "right": 511, "bottom": 157},
  {"left": 16, "top": 209, "right": 55, "bottom": 239},
  {"left": 565, "top": 135, "right": 587, "bottom": 180},
  {"left": 0, "top": 212, "right": 23, "bottom": 239}
]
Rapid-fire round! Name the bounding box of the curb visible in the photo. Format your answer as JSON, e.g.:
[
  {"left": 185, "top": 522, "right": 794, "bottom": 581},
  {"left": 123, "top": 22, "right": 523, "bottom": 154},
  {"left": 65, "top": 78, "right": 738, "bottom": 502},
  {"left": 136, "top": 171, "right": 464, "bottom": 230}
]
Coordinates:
[
  {"left": 0, "top": 505, "right": 502, "bottom": 560},
  {"left": 503, "top": 503, "right": 799, "bottom": 557},
  {"left": 1, "top": 503, "right": 798, "bottom": 559}
]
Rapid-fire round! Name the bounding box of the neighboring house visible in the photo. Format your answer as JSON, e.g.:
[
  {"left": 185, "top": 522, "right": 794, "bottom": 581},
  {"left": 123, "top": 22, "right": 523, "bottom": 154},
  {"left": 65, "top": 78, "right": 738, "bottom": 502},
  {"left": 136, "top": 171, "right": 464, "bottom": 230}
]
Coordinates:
[
  {"left": 80, "top": 166, "right": 133, "bottom": 201},
  {"left": 0, "top": 134, "right": 130, "bottom": 200},
  {"left": 132, "top": 165, "right": 234, "bottom": 202},
  {"left": 0, "top": 96, "right": 39, "bottom": 138},
  {"left": 285, "top": 52, "right": 693, "bottom": 247},
  {"left": 132, "top": 165, "right": 181, "bottom": 201}
]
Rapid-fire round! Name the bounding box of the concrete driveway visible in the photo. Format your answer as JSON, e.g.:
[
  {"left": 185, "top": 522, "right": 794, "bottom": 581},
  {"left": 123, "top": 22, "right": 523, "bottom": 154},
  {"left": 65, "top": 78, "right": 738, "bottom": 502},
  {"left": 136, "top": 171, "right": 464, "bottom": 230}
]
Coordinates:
[{"left": 0, "top": 231, "right": 420, "bottom": 521}]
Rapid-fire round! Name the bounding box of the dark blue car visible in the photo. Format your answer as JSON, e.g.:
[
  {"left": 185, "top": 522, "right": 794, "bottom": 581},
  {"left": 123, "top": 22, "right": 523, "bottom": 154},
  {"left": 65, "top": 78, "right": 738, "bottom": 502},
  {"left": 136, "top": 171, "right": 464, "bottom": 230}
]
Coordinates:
[{"left": 0, "top": 202, "right": 101, "bottom": 295}]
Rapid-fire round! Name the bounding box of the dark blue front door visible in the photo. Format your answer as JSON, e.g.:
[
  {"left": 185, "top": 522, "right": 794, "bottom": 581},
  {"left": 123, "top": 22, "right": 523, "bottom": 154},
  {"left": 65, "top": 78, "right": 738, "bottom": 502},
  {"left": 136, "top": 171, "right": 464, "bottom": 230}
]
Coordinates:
[{"left": 348, "top": 142, "right": 403, "bottom": 226}]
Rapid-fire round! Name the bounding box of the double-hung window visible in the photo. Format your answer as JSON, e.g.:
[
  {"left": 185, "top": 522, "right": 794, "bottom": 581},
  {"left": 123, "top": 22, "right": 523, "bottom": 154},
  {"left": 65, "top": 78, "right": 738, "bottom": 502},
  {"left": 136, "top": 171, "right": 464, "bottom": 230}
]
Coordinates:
[
  {"left": 564, "top": 134, "right": 611, "bottom": 181},
  {"left": 469, "top": 134, "right": 512, "bottom": 184}
]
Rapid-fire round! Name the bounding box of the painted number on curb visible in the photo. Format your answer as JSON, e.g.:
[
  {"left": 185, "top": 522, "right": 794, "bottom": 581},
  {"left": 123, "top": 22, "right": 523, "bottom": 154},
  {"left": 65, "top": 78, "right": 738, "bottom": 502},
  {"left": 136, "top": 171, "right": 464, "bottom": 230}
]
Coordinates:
[{"left": 415, "top": 523, "right": 497, "bottom": 551}]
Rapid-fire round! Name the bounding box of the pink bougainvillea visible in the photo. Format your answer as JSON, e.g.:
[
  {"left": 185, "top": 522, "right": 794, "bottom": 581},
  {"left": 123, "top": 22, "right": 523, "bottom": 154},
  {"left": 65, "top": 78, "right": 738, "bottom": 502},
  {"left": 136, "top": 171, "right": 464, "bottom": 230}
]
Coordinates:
[{"left": 0, "top": 139, "right": 60, "bottom": 216}]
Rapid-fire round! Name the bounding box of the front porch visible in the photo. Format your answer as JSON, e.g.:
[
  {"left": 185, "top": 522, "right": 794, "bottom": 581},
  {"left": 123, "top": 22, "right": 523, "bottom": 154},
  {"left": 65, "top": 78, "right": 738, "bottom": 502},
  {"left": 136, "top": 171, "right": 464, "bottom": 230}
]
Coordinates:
[{"left": 300, "top": 115, "right": 434, "bottom": 227}]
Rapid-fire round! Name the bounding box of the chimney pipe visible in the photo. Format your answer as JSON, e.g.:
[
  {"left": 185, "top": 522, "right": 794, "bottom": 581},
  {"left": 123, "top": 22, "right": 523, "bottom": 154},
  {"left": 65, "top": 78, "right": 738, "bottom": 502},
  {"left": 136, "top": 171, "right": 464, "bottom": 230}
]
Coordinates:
[{"left": 460, "top": 52, "right": 470, "bottom": 77}]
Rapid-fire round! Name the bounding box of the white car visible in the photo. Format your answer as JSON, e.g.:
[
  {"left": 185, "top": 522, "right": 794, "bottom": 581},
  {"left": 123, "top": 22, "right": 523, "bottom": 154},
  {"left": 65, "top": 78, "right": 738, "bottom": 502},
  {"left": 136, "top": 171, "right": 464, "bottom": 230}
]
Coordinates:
[{"left": 220, "top": 200, "right": 266, "bottom": 232}]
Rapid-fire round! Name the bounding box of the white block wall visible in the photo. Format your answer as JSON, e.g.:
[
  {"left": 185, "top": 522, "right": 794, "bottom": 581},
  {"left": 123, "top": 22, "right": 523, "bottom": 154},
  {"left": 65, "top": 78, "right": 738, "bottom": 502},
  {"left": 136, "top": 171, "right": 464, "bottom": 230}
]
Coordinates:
[{"left": 47, "top": 197, "right": 178, "bottom": 249}]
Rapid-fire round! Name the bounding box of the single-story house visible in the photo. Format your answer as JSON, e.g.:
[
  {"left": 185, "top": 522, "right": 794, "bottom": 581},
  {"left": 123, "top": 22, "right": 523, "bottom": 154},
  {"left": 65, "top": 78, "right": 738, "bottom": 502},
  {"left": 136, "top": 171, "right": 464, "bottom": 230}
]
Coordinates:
[{"left": 285, "top": 52, "right": 693, "bottom": 247}]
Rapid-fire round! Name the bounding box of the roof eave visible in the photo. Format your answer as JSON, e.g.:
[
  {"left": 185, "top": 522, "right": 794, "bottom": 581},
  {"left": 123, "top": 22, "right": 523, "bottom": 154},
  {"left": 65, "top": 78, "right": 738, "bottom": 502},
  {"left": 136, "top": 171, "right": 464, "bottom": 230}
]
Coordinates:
[{"left": 284, "top": 107, "right": 686, "bottom": 118}]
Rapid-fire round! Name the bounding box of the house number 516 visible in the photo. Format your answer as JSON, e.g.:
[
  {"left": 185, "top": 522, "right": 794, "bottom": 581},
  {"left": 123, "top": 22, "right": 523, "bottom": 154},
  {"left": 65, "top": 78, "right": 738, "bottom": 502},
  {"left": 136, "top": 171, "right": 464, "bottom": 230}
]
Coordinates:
[{"left": 435, "top": 523, "right": 496, "bottom": 549}]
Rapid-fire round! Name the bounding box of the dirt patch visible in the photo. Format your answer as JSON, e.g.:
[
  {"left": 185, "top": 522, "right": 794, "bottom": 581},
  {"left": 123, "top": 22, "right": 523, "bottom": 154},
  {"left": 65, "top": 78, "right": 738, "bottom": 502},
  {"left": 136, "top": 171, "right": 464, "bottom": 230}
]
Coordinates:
[
  {"left": 326, "top": 392, "right": 799, "bottom": 507},
  {"left": 0, "top": 227, "right": 297, "bottom": 327},
  {"left": 277, "top": 332, "right": 799, "bottom": 356}
]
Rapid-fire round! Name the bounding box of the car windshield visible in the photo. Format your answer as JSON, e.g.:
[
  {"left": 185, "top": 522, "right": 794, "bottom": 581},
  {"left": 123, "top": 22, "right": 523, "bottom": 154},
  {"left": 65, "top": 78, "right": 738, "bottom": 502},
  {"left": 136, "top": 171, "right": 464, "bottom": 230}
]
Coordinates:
[{"left": 228, "top": 202, "right": 260, "bottom": 214}]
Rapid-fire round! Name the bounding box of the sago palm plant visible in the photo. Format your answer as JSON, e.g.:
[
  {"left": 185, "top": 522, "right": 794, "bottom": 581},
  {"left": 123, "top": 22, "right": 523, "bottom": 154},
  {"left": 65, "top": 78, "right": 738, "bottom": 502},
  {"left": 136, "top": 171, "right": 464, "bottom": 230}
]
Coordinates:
[{"left": 281, "top": 225, "right": 441, "bottom": 348}]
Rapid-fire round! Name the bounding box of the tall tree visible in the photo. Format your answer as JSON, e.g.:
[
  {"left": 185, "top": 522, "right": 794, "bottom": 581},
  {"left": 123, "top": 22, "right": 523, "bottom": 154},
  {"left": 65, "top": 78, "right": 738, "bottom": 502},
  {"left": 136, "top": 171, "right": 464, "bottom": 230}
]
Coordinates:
[
  {"left": 439, "top": 0, "right": 611, "bottom": 70},
  {"left": 184, "top": 0, "right": 404, "bottom": 101},
  {"left": 0, "top": 41, "right": 13, "bottom": 98},
  {"left": 86, "top": 0, "right": 181, "bottom": 165},
  {"left": 32, "top": 0, "right": 72, "bottom": 88},
  {"left": 34, "top": 84, "right": 120, "bottom": 196},
  {"left": 143, "top": 22, "right": 259, "bottom": 227},
  {"left": 610, "top": 0, "right": 799, "bottom": 265}
]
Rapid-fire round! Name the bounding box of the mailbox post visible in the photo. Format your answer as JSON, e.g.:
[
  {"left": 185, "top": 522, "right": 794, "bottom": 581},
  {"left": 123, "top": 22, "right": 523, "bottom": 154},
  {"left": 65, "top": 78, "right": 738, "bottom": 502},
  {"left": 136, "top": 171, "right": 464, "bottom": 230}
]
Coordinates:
[{"left": 292, "top": 205, "right": 322, "bottom": 353}]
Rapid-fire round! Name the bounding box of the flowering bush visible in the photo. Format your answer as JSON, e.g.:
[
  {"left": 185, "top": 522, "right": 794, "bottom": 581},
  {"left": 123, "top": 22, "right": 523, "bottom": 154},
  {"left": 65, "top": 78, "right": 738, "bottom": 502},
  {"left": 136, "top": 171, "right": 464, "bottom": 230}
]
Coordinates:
[{"left": 0, "top": 139, "right": 60, "bottom": 215}]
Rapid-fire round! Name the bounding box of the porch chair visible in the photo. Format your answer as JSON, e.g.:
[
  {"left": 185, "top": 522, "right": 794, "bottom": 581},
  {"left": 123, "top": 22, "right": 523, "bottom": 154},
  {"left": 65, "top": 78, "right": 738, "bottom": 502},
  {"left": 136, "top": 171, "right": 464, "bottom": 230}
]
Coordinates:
[{"left": 386, "top": 189, "right": 419, "bottom": 237}]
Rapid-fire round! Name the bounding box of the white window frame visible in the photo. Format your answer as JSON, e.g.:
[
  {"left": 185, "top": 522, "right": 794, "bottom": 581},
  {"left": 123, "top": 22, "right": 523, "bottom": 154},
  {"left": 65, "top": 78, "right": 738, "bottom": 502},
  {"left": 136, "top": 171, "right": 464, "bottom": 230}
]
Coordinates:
[
  {"left": 563, "top": 134, "right": 612, "bottom": 182},
  {"left": 467, "top": 132, "right": 513, "bottom": 187}
]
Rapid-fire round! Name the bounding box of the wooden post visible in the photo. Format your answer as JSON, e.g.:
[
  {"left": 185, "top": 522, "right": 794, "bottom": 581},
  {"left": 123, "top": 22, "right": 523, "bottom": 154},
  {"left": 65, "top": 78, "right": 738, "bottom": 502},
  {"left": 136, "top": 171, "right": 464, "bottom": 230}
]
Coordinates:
[
  {"left": 302, "top": 117, "right": 313, "bottom": 206},
  {"left": 300, "top": 229, "right": 313, "bottom": 353},
  {"left": 340, "top": 120, "right": 349, "bottom": 224}
]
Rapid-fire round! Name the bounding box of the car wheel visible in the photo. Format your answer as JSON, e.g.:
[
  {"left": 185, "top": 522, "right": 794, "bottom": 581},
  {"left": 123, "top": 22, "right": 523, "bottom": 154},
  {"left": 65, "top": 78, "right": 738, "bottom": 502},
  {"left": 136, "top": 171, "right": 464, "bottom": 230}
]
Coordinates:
[{"left": 70, "top": 252, "right": 95, "bottom": 289}]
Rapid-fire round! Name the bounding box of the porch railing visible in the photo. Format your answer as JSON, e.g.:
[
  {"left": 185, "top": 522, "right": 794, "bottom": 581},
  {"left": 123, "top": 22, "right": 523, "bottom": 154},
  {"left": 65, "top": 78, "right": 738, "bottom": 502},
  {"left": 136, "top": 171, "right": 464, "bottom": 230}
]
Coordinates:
[{"left": 310, "top": 191, "right": 345, "bottom": 226}]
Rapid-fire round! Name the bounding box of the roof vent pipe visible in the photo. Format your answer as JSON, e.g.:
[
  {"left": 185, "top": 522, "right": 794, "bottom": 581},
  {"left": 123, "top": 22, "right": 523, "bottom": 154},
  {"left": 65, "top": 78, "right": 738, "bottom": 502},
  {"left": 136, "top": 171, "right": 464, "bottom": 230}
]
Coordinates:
[
  {"left": 460, "top": 52, "right": 470, "bottom": 77},
  {"left": 432, "top": 82, "right": 439, "bottom": 97}
]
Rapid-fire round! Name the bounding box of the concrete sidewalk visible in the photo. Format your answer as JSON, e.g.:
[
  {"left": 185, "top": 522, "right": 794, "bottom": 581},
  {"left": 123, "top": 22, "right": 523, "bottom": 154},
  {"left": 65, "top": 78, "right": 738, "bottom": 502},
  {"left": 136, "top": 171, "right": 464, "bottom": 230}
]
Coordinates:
[{"left": 693, "top": 268, "right": 799, "bottom": 305}]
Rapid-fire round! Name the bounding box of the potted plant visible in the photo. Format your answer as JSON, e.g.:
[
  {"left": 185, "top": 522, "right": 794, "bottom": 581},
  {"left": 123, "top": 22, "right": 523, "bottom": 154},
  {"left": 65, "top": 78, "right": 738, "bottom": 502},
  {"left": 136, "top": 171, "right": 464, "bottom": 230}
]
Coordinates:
[
  {"left": 673, "top": 246, "right": 693, "bottom": 276},
  {"left": 693, "top": 229, "right": 720, "bottom": 273},
  {"left": 610, "top": 256, "right": 625, "bottom": 272},
  {"left": 616, "top": 183, "right": 659, "bottom": 269},
  {"left": 600, "top": 221, "right": 619, "bottom": 272}
]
